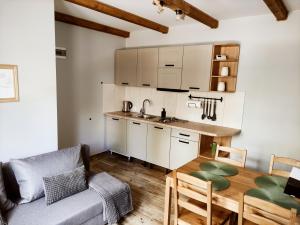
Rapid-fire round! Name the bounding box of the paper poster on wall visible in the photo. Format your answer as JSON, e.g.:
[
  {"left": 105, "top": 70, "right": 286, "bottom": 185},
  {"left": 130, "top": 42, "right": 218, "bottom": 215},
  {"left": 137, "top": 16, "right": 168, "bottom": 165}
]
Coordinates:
[{"left": 0, "top": 64, "right": 19, "bottom": 102}]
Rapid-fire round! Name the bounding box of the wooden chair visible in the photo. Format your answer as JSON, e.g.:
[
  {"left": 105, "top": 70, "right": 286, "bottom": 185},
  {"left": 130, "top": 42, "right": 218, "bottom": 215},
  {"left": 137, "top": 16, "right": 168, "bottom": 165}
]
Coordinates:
[
  {"left": 238, "top": 193, "right": 297, "bottom": 225},
  {"left": 268, "top": 154, "right": 300, "bottom": 178},
  {"left": 173, "top": 170, "right": 231, "bottom": 225},
  {"left": 215, "top": 146, "right": 247, "bottom": 168}
]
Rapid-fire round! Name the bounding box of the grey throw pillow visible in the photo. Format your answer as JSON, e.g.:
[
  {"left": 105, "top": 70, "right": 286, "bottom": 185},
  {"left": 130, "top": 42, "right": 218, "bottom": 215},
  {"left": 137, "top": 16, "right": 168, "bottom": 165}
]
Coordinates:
[
  {"left": 43, "top": 166, "right": 87, "bottom": 205},
  {"left": 10, "top": 145, "right": 83, "bottom": 204},
  {"left": 0, "top": 163, "right": 15, "bottom": 212}
]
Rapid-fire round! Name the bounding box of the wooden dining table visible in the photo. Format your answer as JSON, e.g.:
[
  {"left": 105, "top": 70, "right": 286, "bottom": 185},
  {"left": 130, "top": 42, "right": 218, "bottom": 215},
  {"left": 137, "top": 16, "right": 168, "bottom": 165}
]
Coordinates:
[{"left": 163, "top": 156, "right": 300, "bottom": 225}]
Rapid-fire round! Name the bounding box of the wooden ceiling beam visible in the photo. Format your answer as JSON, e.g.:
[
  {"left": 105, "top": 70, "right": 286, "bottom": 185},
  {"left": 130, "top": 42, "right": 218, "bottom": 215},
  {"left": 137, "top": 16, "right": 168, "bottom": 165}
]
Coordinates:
[
  {"left": 263, "top": 0, "right": 288, "bottom": 21},
  {"left": 64, "top": 0, "right": 169, "bottom": 34},
  {"left": 161, "top": 0, "right": 218, "bottom": 28},
  {"left": 55, "top": 12, "right": 130, "bottom": 38}
]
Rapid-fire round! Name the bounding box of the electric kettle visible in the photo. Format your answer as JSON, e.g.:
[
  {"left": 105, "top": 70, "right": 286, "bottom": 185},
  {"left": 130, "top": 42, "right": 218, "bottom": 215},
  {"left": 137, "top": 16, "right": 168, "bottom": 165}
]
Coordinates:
[{"left": 122, "top": 101, "right": 133, "bottom": 112}]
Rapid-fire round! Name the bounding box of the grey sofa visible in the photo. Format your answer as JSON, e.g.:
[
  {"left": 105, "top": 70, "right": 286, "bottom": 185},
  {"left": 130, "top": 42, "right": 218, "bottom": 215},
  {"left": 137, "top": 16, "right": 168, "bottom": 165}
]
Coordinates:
[{"left": 2, "top": 145, "right": 107, "bottom": 225}]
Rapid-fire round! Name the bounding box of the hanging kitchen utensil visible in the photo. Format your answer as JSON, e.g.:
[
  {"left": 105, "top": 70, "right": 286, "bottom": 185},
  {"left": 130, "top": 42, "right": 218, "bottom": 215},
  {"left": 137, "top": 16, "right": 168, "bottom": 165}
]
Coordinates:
[
  {"left": 201, "top": 100, "right": 206, "bottom": 120},
  {"left": 207, "top": 100, "right": 212, "bottom": 119},
  {"left": 205, "top": 99, "right": 209, "bottom": 120},
  {"left": 212, "top": 100, "right": 217, "bottom": 121}
]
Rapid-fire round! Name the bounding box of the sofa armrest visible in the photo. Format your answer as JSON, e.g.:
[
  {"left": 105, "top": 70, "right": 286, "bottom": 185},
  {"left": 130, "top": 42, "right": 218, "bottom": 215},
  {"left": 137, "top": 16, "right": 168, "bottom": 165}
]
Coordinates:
[{"left": 81, "top": 144, "right": 90, "bottom": 172}]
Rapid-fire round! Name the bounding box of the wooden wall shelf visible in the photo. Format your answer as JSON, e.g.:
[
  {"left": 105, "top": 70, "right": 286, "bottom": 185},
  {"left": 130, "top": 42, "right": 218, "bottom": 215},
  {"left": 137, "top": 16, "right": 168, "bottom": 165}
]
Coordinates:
[{"left": 210, "top": 44, "right": 240, "bottom": 92}]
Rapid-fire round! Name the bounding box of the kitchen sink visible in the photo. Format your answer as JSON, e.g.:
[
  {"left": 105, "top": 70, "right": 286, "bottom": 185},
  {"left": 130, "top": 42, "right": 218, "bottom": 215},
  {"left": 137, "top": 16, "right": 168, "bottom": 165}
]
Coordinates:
[{"left": 134, "top": 114, "right": 157, "bottom": 120}]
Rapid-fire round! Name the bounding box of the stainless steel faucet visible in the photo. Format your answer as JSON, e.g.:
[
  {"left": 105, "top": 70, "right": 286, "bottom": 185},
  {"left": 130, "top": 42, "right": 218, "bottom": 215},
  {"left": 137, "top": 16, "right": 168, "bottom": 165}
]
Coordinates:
[{"left": 140, "top": 99, "right": 151, "bottom": 115}]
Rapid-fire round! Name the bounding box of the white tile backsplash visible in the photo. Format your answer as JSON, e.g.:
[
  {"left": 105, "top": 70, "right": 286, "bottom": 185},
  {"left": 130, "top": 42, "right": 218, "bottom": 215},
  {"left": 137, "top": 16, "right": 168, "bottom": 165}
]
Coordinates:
[{"left": 102, "top": 84, "right": 245, "bottom": 129}]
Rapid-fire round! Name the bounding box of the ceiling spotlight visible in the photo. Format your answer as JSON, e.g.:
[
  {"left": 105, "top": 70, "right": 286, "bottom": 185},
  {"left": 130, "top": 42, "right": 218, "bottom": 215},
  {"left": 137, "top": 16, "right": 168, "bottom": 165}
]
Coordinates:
[
  {"left": 153, "top": 0, "right": 165, "bottom": 14},
  {"left": 175, "top": 9, "right": 185, "bottom": 20}
]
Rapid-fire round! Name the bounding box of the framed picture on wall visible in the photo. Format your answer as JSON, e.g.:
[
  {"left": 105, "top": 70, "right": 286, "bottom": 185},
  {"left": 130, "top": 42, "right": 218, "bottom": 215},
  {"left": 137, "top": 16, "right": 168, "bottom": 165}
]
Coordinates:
[{"left": 0, "top": 64, "right": 19, "bottom": 103}]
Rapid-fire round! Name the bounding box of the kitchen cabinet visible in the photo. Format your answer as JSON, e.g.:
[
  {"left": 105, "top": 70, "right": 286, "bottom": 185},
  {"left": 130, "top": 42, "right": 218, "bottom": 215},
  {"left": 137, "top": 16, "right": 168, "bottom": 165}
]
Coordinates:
[
  {"left": 115, "top": 49, "right": 137, "bottom": 86},
  {"left": 146, "top": 124, "right": 171, "bottom": 168},
  {"left": 127, "top": 120, "right": 147, "bottom": 161},
  {"left": 170, "top": 129, "right": 199, "bottom": 169},
  {"left": 137, "top": 48, "right": 158, "bottom": 88},
  {"left": 157, "top": 68, "right": 182, "bottom": 89},
  {"left": 181, "top": 45, "right": 212, "bottom": 91},
  {"left": 159, "top": 46, "right": 183, "bottom": 68},
  {"left": 105, "top": 116, "right": 127, "bottom": 156}
]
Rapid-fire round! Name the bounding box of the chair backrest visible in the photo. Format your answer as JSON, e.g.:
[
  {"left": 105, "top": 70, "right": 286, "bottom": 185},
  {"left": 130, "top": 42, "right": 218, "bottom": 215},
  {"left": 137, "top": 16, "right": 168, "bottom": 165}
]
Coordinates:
[
  {"left": 173, "top": 170, "right": 212, "bottom": 225},
  {"left": 238, "top": 194, "right": 297, "bottom": 225},
  {"left": 215, "top": 146, "right": 247, "bottom": 168},
  {"left": 268, "top": 154, "right": 300, "bottom": 178}
]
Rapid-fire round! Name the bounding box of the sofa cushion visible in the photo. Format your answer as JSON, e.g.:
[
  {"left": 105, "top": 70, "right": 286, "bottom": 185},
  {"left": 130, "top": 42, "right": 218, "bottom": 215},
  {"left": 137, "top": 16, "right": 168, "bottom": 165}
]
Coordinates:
[
  {"left": 43, "top": 166, "right": 87, "bottom": 205},
  {"left": 10, "top": 145, "right": 83, "bottom": 204},
  {"left": 6, "top": 189, "right": 103, "bottom": 225},
  {"left": 0, "top": 163, "right": 15, "bottom": 212}
]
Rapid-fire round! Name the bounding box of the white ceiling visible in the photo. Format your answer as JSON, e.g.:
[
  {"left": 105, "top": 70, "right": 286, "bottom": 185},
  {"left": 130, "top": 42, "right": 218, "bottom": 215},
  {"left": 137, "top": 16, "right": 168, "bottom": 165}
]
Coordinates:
[{"left": 55, "top": 0, "right": 300, "bottom": 32}]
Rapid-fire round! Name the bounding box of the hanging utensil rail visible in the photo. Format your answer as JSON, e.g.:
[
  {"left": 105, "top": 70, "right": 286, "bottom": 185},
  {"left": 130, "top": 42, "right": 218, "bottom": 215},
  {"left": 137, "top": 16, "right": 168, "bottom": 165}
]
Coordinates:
[{"left": 188, "top": 94, "right": 223, "bottom": 102}]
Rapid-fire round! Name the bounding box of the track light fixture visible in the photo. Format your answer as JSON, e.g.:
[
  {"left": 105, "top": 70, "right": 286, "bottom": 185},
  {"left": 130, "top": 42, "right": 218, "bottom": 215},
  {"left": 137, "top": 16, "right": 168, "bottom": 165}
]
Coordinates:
[
  {"left": 153, "top": 0, "right": 165, "bottom": 14},
  {"left": 175, "top": 9, "right": 185, "bottom": 20}
]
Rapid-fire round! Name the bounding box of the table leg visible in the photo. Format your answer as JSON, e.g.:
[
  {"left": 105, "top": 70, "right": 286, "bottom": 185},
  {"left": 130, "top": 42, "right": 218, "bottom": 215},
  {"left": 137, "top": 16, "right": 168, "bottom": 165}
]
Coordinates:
[{"left": 164, "top": 178, "right": 172, "bottom": 225}]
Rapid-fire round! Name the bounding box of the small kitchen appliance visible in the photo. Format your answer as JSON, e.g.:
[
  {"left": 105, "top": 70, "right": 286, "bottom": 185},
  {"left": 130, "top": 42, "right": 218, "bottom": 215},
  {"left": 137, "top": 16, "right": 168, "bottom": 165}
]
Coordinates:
[{"left": 122, "top": 101, "right": 133, "bottom": 112}]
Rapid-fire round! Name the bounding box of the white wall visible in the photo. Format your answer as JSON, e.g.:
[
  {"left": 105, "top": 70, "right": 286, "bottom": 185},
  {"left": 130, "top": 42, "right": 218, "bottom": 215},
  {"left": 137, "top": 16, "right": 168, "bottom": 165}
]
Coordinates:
[
  {"left": 103, "top": 85, "right": 245, "bottom": 129},
  {"left": 126, "top": 11, "right": 300, "bottom": 171},
  {"left": 55, "top": 22, "right": 125, "bottom": 155},
  {"left": 0, "top": 0, "right": 58, "bottom": 162}
]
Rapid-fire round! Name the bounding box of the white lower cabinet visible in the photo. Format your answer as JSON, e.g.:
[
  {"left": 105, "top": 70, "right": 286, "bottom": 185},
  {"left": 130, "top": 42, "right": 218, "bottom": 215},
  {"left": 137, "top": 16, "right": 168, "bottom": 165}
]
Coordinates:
[
  {"left": 105, "top": 116, "right": 127, "bottom": 156},
  {"left": 127, "top": 120, "right": 147, "bottom": 161},
  {"left": 146, "top": 124, "right": 171, "bottom": 168},
  {"left": 105, "top": 116, "right": 199, "bottom": 169},
  {"left": 170, "top": 129, "right": 199, "bottom": 169}
]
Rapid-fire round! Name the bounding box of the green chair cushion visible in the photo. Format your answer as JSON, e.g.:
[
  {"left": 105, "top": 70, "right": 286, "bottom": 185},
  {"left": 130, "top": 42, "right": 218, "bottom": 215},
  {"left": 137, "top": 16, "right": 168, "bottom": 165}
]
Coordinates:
[
  {"left": 255, "top": 175, "right": 288, "bottom": 191},
  {"left": 246, "top": 188, "right": 300, "bottom": 214},
  {"left": 200, "top": 161, "right": 239, "bottom": 177},
  {"left": 190, "top": 171, "right": 230, "bottom": 191}
]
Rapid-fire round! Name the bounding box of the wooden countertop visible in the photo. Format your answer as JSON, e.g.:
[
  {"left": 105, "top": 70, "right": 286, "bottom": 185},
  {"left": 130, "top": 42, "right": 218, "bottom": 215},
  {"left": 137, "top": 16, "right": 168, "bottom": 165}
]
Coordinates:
[{"left": 105, "top": 111, "right": 241, "bottom": 137}]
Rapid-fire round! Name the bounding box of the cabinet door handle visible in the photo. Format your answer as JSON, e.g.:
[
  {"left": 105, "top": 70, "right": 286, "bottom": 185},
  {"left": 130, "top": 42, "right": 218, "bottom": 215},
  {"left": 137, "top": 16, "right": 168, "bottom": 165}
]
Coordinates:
[
  {"left": 133, "top": 122, "right": 141, "bottom": 125},
  {"left": 189, "top": 87, "right": 200, "bottom": 90},
  {"left": 179, "top": 140, "right": 189, "bottom": 144},
  {"left": 112, "top": 118, "right": 119, "bottom": 121},
  {"left": 165, "top": 64, "right": 175, "bottom": 67},
  {"left": 154, "top": 126, "right": 163, "bottom": 130},
  {"left": 121, "top": 82, "right": 129, "bottom": 85},
  {"left": 142, "top": 84, "right": 150, "bottom": 87},
  {"left": 179, "top": 133, "right": 190, "bottom": 137}
]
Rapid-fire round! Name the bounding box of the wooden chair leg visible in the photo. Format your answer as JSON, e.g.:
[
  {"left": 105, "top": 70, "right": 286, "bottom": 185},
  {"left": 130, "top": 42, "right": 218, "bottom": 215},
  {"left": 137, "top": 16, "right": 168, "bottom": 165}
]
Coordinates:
[{"left": 164, "top": 178, "right": 172, "bottom": 225}]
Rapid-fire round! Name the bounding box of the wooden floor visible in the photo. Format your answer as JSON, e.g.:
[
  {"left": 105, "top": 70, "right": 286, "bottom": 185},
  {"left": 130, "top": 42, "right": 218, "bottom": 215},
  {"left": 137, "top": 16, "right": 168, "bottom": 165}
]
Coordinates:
[{"left": 90, "top": 151, "right": 168, "bottom": 225}]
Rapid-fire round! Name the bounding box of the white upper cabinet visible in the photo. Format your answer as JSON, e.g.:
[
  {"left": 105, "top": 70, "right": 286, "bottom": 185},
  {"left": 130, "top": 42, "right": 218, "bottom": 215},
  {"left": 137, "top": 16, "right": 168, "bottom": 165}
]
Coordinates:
[
  {"left": 181, "top": 45, "right": 212, "bottom": 91},
  {"left": 137, "top": 48, "right": 158, "bottom": 88},
  {"left": 115, "top": 49, "right": 137, "bottom": 86},
  {"left": 159, "top": 46, "right": 183, "bottom": 68},
  {"left": 157, "top": 68, "right": 182, "bottom": 89}
]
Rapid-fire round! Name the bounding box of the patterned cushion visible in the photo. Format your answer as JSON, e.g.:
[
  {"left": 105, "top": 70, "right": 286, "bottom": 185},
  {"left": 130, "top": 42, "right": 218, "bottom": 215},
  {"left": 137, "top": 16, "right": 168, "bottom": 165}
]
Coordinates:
[
  {"left": 0, "top": 163, "right": 15, "bottom": 212},
  {"left": 43, "top": 166, "right": 87, "bottom": 205}
]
